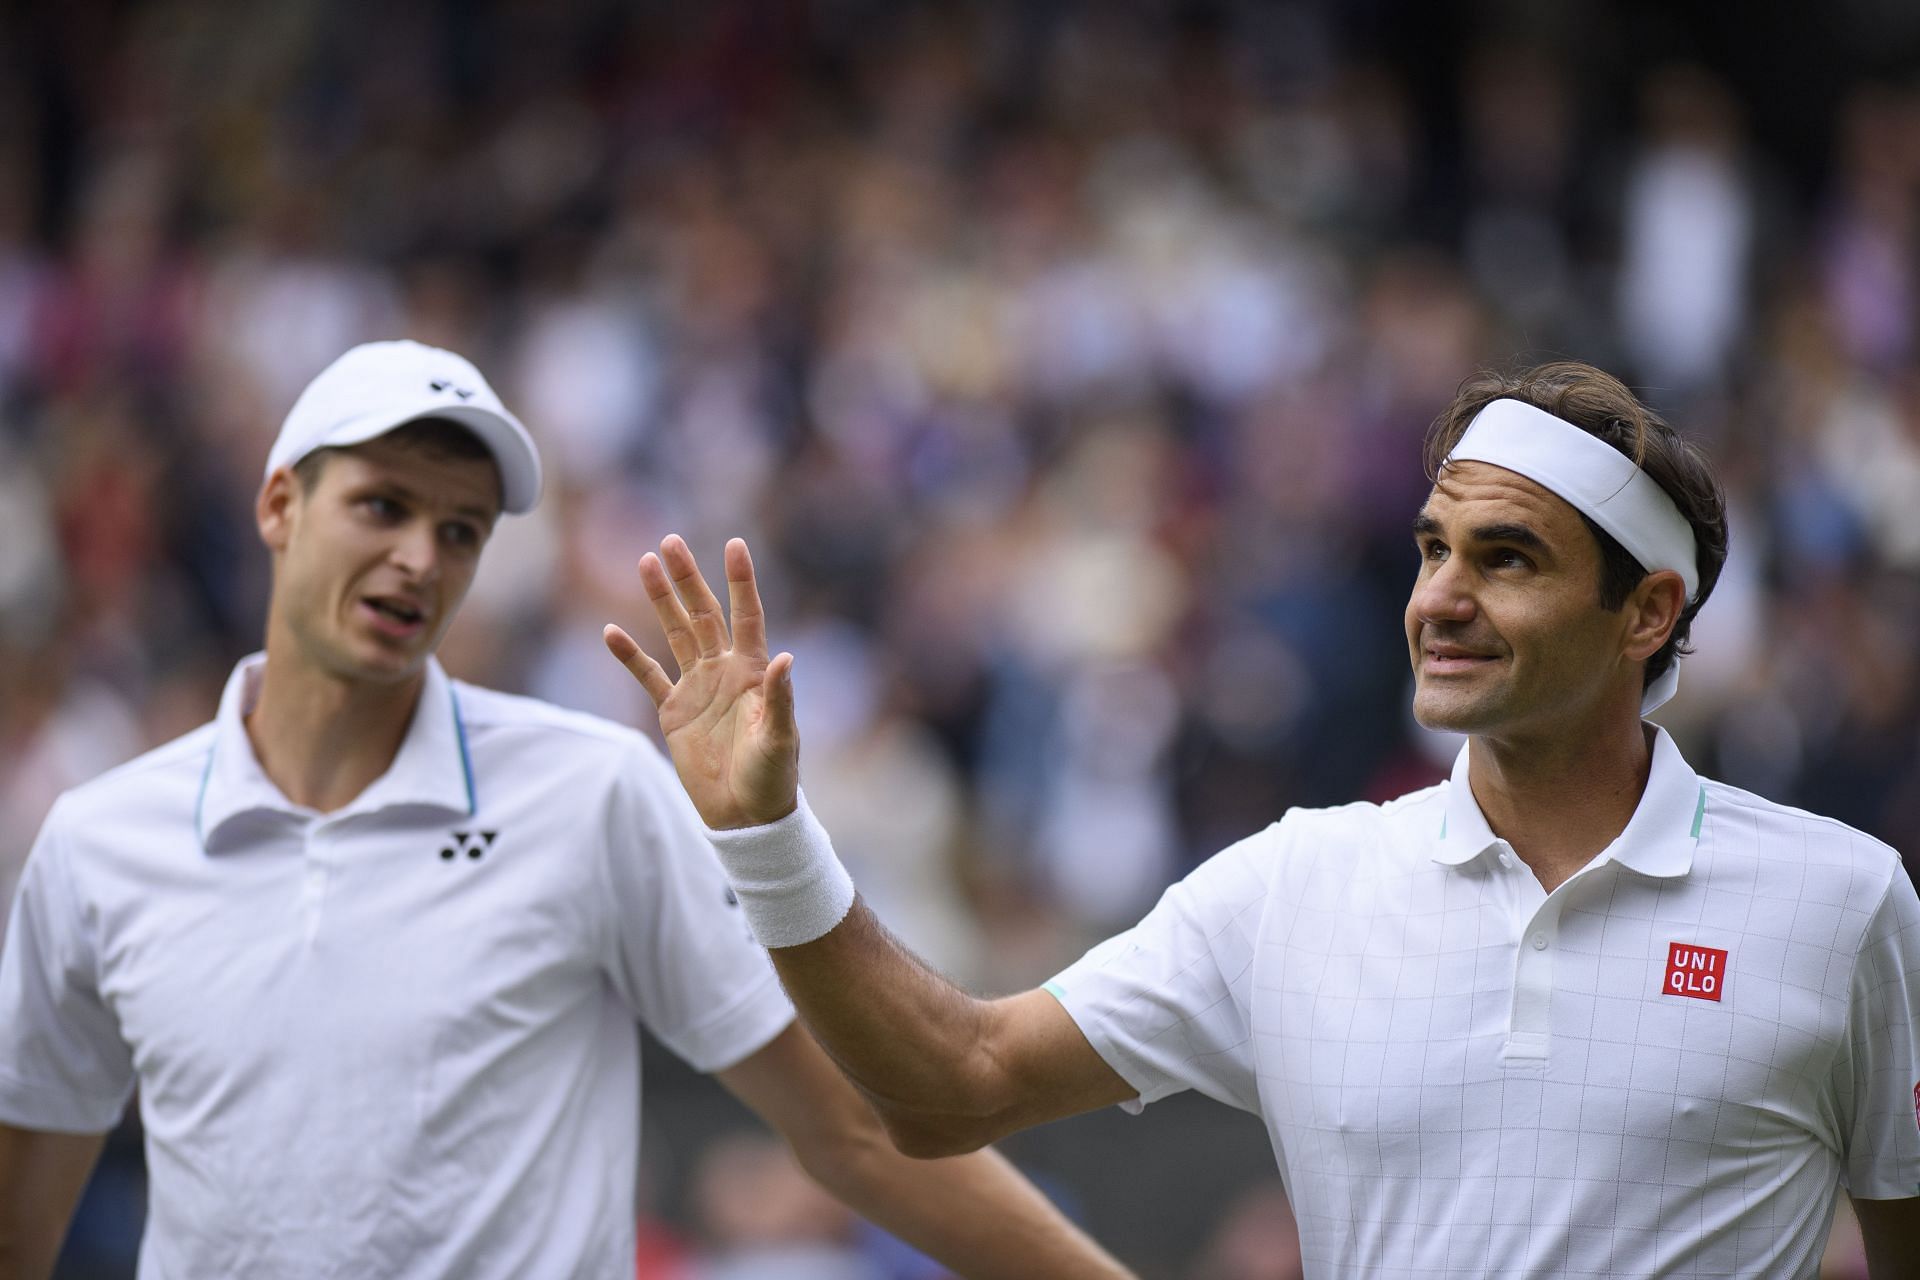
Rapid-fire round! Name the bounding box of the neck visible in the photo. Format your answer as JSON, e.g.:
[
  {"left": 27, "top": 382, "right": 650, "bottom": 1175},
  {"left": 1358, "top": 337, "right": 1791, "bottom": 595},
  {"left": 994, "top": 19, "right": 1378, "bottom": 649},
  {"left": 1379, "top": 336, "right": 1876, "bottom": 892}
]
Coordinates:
[
  {"left": 1467, "top": 707, "right": 1653, "bottom": 894},
  {"left": 246, "top": 643, "right": 426, "bottom": 814}
]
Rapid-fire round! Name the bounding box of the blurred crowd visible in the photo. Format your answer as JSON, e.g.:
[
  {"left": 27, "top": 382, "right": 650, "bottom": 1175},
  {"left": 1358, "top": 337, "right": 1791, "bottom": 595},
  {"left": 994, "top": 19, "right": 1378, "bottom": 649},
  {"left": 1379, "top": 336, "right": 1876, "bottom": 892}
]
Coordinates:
[{"left": 4, "top": 1, "right": 1916, "bottom": 1276}]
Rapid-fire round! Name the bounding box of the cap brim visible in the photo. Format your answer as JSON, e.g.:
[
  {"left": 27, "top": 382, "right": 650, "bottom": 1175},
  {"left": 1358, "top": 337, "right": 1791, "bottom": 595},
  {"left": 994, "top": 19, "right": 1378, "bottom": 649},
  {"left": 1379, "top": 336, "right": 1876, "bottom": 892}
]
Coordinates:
[{"left": 317, "top": 405, "right": 544, "bottom": 514}]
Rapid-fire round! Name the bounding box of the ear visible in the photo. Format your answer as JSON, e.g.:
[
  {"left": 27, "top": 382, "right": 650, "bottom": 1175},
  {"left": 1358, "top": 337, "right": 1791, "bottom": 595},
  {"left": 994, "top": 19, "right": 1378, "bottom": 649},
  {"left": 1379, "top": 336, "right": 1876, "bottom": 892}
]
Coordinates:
[
  {"left": 1621, "top": 569, "right": 1688, "bottom": 664},
  {"left": 257, "top": 467, "right": 302, "bottom": 555}
]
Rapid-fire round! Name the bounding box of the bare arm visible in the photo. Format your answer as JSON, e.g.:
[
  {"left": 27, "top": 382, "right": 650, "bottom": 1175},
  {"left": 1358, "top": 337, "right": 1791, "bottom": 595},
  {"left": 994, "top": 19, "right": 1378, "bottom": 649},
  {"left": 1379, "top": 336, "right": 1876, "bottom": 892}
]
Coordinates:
[
  {"left": 767, "top": 901, "right": 1133, "bottom": 1155},
  {"left": 605, "top": 536, "right": 1134, "bottom": 1154},
  {"left": 1853, "top": 1195, "right": 1920, "bottom": 1279},
  {"left": 718, "top": 1023, "right": 1133, "bottom": 1279},
  {"left": 0, "top": 1124, "right": 106, "bottom": 1280}
]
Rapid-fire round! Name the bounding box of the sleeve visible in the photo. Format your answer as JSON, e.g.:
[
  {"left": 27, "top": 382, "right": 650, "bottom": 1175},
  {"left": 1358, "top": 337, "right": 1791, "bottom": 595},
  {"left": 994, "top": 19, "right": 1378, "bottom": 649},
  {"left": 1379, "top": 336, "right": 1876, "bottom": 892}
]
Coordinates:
[
  {"left": 1834, "top": 863, "right": 1920, "bottom": 1198},
  {"left": 1043, "top": 822, "right": 1279, "bottom": 1116},
  {"left": 595, "top": 740, "right": 794, "bottom": 1074},
  {"left": 0, "top": 801, "right": 136, "bottom": 1132}
]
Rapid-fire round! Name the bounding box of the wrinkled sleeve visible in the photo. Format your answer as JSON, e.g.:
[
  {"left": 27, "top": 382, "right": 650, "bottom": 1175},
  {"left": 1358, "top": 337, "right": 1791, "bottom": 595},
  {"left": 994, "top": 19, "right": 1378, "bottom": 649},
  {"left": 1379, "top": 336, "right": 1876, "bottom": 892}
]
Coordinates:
[
  {"left": 1044, "top": 823, "right": 1279, "bottom": 1115},
  {"left": 1836, "top": 865, "right": 1920, "bottom": 1198},
  {"left": 0, "top": 801, "right": 135, "bottom": 1132},
  {"left": 596, "top": 740, "right": 794, "bottom": 1074}
]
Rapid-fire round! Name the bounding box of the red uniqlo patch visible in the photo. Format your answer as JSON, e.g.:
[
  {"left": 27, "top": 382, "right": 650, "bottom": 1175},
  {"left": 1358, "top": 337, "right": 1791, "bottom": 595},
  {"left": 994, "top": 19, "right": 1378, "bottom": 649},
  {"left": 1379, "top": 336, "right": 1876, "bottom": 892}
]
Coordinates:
[{"left": 1663, "top": 942, "right": 1729, "bottom": 1002}]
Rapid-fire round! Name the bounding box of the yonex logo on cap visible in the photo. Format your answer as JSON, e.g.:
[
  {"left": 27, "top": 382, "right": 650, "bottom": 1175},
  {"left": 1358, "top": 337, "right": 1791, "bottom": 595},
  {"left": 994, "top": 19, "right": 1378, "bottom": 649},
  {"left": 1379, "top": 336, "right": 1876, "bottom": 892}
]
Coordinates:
[
  {"left": 429, "top": 378, "right": 475, "bottom": 400},
  {"left": 1664, "top": 941, "right": 1728, "bottom": 1002}
]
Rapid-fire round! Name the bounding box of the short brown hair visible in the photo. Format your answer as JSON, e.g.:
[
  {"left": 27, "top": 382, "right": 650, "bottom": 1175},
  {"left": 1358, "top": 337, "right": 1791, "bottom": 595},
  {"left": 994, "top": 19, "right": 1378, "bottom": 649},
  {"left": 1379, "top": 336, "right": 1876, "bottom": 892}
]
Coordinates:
[
  {"left": 1423, "top": 362, "right": 1729, "bottom": 690},
  {"left": 291, "top": 417, "right": 496, "bottom": 496}
]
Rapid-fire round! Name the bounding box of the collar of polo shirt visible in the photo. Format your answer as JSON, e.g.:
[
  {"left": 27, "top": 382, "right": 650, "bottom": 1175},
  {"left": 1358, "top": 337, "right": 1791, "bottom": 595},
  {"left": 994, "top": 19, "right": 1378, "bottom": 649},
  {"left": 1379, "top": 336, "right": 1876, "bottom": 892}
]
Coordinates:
[
  {"left": 1431, "top": 724, "right": 1706, "bottom": 877},
  {"left": 196, "top": 654, "right": 477, "bottom": 848}
]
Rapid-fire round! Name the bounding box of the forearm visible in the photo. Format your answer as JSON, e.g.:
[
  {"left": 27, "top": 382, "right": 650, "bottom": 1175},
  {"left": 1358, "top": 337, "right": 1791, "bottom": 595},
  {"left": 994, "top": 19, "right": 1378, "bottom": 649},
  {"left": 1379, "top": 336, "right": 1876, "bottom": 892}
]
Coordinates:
[
  {"left": 0, "top": 1124, "right": 105, "bottom": 1280},
  {"left": 770, "top": 899, "right": 1008, "bottom": 1119},
  {"left": 806, "top": 1130, "right": 1133, "bottom": 1280},
  {"left": 1852, "top": 1194, "right": 1920, "bottom": 1279}
]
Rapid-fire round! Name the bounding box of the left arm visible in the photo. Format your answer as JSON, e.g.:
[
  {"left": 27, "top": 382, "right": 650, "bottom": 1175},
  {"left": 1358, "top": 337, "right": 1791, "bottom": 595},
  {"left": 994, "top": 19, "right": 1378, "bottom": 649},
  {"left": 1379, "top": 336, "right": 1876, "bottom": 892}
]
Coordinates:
[
  {"left": 1853, "top": 1196, "right": 1920, "bottom": 1280},
  {"left": 717, "top": 1023, "right": 1134, "bottom": 1280}
]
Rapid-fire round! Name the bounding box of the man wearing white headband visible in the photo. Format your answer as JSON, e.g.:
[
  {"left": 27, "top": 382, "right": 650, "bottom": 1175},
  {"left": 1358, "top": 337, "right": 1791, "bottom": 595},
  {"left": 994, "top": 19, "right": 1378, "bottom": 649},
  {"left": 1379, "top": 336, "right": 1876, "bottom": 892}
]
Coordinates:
[
  {"left": 0, "top": 340, "right": 1131, "bottom": 1279},
  {"left": 613, "top": 359, "right": 1920, "bottom": 1276}
]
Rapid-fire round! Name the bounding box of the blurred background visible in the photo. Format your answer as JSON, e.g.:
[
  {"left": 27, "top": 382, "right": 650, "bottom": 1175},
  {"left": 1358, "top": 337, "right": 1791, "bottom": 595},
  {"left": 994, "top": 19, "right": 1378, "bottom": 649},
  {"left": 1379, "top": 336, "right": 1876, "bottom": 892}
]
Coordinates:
[{"left": 3, "top": 0, "right": 1917, "bottom": 1276}]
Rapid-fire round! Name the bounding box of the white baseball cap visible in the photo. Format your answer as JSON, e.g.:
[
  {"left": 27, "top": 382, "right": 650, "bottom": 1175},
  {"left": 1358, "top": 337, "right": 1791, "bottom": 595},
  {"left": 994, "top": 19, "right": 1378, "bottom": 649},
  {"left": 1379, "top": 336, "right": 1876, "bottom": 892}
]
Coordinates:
[{"left": 265, "top": 340, "right": 543, "bottom": 514}]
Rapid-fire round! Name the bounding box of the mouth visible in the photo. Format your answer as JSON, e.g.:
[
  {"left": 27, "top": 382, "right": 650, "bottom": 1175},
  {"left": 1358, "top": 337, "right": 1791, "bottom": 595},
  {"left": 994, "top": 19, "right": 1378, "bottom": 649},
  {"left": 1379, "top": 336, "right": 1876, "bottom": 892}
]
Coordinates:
[
  {"left": 1420, "top": 643, "right": 1502, "bottom": 676},
  {"left": 361, "top": 595, "right": 429, "bottom": 640}
]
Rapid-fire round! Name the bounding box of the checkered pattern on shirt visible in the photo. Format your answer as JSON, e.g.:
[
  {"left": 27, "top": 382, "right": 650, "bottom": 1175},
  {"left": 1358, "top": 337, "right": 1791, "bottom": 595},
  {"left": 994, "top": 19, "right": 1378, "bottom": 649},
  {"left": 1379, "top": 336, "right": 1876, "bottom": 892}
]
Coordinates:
[{"left": 1048, "top": 780, "right": 1920, "bottom": 1279}]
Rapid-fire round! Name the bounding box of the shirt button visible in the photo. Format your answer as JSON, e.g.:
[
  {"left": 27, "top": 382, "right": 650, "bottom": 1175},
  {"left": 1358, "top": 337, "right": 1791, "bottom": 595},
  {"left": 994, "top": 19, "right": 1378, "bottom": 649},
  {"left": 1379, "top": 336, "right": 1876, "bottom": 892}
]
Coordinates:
[{"left": 1531, "top": 932, "right": 1549, "bottom": 951}]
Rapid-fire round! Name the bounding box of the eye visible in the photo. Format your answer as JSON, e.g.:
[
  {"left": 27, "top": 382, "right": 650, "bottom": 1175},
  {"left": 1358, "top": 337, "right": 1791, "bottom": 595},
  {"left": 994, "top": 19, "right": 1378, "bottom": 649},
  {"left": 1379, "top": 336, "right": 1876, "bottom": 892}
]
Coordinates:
[
  {"left": 1419, "top": 539, "right": 1447, "bottom": 563},
  {"left": 1488, "top": 548, "right": 1531, "bottom": 570},
  {"left": 441, "top": 522, "right": 482, "bottom": 550},
  {"left": 361, "top": 495, "right": 405, "bottom": 522}
]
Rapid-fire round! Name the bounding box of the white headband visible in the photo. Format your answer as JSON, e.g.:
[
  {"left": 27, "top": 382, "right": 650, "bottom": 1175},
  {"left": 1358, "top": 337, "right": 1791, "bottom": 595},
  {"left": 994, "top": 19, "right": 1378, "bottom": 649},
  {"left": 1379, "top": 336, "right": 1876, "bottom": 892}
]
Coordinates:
[{"left": 1445, "top": 397, "right": 1699, "bottom": 715}]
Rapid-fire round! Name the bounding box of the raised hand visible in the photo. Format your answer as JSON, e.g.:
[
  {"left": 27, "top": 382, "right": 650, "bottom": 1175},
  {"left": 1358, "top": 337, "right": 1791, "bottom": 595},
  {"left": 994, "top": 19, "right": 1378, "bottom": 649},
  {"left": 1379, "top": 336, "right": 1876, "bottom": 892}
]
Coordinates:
[{"left": 604, "top": 536, "right": 799, "bottom": 830}]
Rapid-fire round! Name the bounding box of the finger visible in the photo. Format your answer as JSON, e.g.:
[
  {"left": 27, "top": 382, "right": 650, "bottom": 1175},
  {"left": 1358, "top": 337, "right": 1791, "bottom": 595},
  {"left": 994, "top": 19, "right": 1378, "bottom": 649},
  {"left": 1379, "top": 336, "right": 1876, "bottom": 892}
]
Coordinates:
[
  {"left": 604, "top": 624, "right": 675, "bottom": 708},
  {"left": 725, "top": 538, "right": 768, "bottom": 660},
  {"left": 761, "top": 651, "right": 797, "bottom": 747},
  {"left": 660, "top": 535, "right": 729, "bottom": 658},
  {"left": 638, "top": 552, "right": 700, "bottom": 671}
]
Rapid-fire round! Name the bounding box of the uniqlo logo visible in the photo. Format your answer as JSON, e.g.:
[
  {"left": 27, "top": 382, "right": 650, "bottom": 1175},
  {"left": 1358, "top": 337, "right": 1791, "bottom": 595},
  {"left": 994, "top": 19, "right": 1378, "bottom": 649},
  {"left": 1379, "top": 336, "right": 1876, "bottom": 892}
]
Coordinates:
[{"left": 1663, "top": 942, "right": 1729, "bottom": 1002}]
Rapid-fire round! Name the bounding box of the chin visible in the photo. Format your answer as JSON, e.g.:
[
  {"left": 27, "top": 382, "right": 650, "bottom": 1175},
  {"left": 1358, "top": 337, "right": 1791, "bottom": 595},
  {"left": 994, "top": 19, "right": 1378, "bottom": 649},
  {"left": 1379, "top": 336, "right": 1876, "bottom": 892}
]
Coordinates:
[
  {"left": 1411, "top": 686, "right": 1501, "bottom": 735},
  {"left": 325, "top": 637, "right": 432, "bottom": 685},
  {"left": 359, "top": 645, "right": 435, "bottom": 682}
]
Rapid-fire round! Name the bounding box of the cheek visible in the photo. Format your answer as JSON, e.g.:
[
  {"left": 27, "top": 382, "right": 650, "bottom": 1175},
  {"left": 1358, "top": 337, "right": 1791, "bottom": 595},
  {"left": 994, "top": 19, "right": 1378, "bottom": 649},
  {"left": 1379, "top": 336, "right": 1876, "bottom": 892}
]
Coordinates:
[{"left": 437, "top": 557, "right": 482, "bottom": 610}]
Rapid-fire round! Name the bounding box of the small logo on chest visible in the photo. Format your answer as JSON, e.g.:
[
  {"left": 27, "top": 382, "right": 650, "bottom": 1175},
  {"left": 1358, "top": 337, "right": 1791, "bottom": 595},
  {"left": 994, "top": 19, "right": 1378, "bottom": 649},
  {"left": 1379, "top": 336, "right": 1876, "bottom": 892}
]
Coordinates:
[
  {"left": 1663, "top": 941, "right": 1728, "bottom": 1002},
  {"left": 440, "top": 829, "right": 499, "bottom": 861}
]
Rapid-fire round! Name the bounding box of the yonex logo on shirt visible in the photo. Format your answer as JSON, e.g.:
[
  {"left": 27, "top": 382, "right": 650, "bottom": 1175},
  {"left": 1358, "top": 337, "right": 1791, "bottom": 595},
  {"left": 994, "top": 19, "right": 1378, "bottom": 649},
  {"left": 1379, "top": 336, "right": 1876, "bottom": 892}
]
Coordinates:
[
  {"left": 441, "top": 829, "right": 498, "bottom": 861},
  {"left": 1664, "top": 941, "right": 1728, "bottom": 1002}
]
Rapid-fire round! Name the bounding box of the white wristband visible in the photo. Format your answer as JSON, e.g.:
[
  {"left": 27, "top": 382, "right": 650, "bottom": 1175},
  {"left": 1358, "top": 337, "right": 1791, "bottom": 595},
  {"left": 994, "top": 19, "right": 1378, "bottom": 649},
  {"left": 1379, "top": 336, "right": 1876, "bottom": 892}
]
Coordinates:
[{"left": 705, "top": 790, "right": 855, "bottom": 948}]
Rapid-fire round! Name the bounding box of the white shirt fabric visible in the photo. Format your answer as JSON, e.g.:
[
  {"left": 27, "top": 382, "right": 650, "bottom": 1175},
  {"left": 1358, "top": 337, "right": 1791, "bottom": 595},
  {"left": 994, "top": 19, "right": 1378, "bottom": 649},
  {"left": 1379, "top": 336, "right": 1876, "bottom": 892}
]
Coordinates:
[
  {"left": 0, "top": 655, "right": 794, "bottom": 1280},
  {"left": 1047, "top": 726, "right": 1920, "bottom": 1278}
]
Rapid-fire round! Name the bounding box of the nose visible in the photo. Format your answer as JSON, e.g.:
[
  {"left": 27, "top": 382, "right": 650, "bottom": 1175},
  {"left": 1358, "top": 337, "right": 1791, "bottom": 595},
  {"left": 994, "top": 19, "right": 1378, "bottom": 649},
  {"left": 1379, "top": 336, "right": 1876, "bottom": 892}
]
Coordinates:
[
  {"left": 389, "top": 518, "right": 440, "bottom": 581},
  {"left": 1411, "top": 554, "right": 1476, "bottom": 627}
]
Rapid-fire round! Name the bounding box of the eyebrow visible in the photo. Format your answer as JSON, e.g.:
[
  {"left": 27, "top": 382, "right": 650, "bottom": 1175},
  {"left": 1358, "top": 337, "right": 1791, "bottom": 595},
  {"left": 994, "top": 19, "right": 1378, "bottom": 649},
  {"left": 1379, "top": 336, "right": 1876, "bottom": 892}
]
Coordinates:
[{"left": 1412, "top": 513, "right": 1549, "bottom": 551}]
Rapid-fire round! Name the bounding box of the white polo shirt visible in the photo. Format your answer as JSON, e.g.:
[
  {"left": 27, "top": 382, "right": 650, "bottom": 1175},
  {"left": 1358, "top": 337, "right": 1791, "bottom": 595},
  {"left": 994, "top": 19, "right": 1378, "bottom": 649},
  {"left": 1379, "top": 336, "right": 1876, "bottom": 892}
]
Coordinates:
[
  {"left": 1048, "top": 726, "right": 1920, "bottom": 1278},
  {"left": 0, "top": 655, "right": 794, "bottom": 1280}
]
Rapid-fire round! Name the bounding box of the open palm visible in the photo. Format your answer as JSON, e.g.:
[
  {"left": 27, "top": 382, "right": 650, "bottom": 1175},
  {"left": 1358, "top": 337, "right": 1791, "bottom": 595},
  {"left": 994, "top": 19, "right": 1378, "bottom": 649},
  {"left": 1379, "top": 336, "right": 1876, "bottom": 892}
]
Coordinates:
[{"left": 604, "top": 535, "right": 799, "bottom": 830}]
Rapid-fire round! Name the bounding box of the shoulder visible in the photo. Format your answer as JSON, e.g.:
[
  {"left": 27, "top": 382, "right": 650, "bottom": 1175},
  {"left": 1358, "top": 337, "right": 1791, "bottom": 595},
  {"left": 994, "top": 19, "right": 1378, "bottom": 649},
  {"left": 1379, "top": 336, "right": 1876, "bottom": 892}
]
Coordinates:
[
  {"left": 1179, "top": 783, "right": 1448, "bottom": 901},
  {"left": 53, "top": 722, "right": 218, "bottom": 828},
  {"left": 1274, "top": 782, "right": 1449, "bottom": 856},
  {"left": 450, "top": 681, "right": 675, "bottom": 779},
  {"left": 448, "top": 680, "right": 687, "bottom": 814},
  {"left": 450, "top": 680, "right": 650, "bottom": 752},
  {"left": 1698, "top": 776, "right": 1904, "bottom": 900},
  {"left": 25, "top": 724, "right": 217, "bottom": 893}
]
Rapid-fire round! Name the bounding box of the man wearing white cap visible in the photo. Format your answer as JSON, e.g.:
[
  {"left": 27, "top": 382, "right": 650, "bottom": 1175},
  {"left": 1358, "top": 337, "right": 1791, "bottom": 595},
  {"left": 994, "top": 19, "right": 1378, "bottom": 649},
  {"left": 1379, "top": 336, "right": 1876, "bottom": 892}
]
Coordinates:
[
  {"left": 0, "top": 341, "right": 1131, "bottom": 1279},
  {"left": 610, "top": 361, "right": 1920, "bottom": 1276}
]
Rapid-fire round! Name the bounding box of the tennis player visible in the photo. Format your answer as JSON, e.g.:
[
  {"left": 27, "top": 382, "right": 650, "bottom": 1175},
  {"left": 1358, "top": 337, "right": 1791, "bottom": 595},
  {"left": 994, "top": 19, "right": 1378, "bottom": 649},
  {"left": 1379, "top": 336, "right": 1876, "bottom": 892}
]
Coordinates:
[
  {"left": 610, "top": 361, "right": 1920, "bottom": 1277},
  {"left": 0, "top": 340, "right": 1130, "bottom": 1279}
]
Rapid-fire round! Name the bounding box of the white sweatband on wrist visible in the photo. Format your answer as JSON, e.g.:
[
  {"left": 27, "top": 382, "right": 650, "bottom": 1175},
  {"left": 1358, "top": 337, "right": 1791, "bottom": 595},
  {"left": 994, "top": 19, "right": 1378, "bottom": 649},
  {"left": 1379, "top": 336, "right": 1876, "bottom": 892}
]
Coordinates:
[
  {"left": 1446, "top": 397, "right": 1700, "bottom": 715},
  {"left": 705, "top": 790, "right": 855, "bottom": 948}
]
